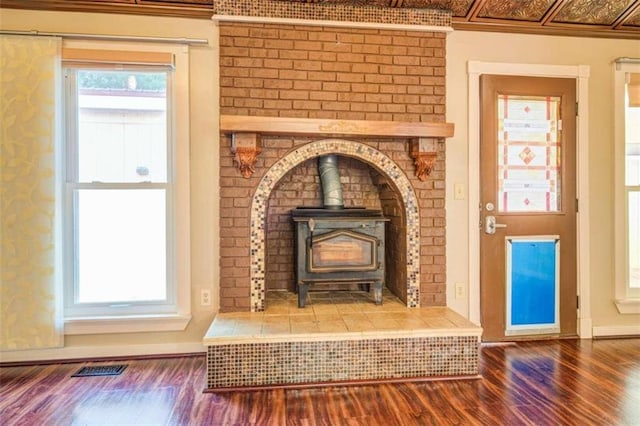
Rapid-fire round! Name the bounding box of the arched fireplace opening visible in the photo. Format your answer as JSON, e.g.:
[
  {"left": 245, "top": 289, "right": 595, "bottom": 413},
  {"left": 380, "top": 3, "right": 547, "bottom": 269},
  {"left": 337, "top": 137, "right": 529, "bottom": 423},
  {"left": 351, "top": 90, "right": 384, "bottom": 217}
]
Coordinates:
[{"left": 249, "top": 138, "right": 420, "bottom": 312}]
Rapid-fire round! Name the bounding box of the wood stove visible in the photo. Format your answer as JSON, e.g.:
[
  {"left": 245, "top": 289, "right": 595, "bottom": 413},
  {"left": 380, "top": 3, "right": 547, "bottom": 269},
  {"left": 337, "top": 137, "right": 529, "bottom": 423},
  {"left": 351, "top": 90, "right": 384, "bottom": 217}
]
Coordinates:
[{"left": 291, "top": 207, "right": 388, "bottom": 308}]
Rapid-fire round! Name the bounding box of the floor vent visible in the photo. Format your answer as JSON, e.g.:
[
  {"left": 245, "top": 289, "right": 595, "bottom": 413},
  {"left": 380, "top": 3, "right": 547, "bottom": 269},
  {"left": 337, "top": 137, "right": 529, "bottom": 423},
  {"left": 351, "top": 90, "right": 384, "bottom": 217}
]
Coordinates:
[{"left": 72, "top": 365, "right": 127, "bottom": 377}]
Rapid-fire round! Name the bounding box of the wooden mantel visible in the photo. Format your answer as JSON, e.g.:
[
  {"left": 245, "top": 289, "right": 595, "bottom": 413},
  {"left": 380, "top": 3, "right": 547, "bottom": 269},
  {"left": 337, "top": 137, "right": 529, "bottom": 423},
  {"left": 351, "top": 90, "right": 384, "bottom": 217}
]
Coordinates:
[
  {"left": 220, "top": 115, "right": 454, "bottom": 139},
  {"left": 220, "top": 115, "right": 455, "bottom": 180}
]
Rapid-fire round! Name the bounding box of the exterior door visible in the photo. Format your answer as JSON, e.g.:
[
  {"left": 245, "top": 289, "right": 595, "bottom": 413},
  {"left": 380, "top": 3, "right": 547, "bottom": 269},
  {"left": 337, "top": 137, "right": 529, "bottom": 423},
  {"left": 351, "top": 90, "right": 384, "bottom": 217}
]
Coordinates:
[{"left": 480, "top": 75, "right": 577, "bottom": 341}]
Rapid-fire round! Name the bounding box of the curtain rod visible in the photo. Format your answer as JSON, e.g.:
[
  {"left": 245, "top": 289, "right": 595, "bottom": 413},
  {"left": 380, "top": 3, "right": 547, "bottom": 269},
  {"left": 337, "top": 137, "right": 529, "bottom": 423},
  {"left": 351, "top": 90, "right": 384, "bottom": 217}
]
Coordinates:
[{"left": 0, "top": 30, "right": 209, "bottom": 46}]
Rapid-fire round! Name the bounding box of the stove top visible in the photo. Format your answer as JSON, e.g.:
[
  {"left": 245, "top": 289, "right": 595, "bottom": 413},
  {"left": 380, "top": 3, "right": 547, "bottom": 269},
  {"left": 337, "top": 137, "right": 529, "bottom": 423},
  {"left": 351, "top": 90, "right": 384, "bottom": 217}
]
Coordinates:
[{"left": 290, "top": 207, "right": 384, "bottom": 218}]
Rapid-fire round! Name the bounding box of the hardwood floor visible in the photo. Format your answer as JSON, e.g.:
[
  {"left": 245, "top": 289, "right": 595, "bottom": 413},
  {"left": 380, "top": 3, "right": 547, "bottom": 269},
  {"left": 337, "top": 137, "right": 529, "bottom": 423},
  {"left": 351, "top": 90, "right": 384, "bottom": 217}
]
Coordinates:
[{"left": 1, "top": 338, "right": 639, "bottom": 425}]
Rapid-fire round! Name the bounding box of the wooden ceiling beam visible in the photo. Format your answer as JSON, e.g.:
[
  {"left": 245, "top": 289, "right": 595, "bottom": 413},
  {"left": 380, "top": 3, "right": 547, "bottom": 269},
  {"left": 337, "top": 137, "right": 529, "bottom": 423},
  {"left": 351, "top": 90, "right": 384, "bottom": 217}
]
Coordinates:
[
  {"left": 466, "top": 0, "right": 488, "bottom": 22},
  {"left": 541, "top": 0, "right": 571, "bottom": 26},
  {"left": 613, "top": 0, "right": 640, "bottom": 29}
]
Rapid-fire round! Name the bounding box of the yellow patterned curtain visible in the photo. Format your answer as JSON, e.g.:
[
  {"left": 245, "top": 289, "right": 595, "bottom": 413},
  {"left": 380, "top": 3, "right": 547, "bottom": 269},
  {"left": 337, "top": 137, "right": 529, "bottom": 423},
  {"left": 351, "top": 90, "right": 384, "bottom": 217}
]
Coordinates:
[{"left": 0, "top": 35, "right": 63, "bottom": 350}]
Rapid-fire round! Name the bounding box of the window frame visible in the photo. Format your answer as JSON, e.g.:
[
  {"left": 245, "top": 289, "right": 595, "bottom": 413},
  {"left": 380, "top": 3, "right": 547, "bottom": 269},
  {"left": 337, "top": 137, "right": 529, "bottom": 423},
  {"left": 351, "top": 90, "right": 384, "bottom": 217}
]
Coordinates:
[
  {"left": 614, "top": 61, "right": 640, "bottom": 314},
  {"left": 61, "top": 40, "right": 191, "bottom": 334}
]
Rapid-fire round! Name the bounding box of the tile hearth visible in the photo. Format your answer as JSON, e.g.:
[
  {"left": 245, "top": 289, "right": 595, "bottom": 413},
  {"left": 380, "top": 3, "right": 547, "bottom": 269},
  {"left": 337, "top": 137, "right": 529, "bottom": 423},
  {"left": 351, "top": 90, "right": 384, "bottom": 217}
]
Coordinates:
[{"left": 204, "top": 290, "right": 482, "bottom": 390}]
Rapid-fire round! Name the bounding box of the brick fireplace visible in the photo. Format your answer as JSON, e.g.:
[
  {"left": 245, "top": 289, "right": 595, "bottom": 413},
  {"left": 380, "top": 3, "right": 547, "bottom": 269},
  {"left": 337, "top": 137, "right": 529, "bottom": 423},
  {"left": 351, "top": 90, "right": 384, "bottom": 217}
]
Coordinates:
[
  {"left": 205, "top": 7, "right": 484, "bottom": 391},
  {"left": 218, "top": 21, "right": 450, "bottom": 312}
]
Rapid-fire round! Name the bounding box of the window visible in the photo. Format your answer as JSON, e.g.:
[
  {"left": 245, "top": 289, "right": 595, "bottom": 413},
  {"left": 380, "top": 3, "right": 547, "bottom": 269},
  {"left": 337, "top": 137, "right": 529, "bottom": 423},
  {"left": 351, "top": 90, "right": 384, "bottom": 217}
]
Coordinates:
[
  {"left": 62, "top": 43, "right": 191, "bottom": 333},
  {"left": 614, "top": 60, "right": 640, "bottom": 313}
]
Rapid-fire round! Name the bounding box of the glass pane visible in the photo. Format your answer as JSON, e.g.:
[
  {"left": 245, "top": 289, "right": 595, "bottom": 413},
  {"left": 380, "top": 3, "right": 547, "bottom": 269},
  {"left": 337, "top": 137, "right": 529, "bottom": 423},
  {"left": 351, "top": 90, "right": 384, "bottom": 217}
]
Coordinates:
[
  {"left": 497, "top": 95, "right": 561, "bottom": 213},
  {"left": 312, "top": 234, "right": 374, "bottom": 269},
  {"left": 629, "top": 190, "right": 640, "bottom": 289},
  {"left": 626, "top": 73, "right": 640, "bottom": 290},
  {"left": 77, "top": 189, "right": 167, "bottom": 303},
  {"left": 77, "top": 70, "right": 167, "bottom": 183},
  {"left": 626, "top": 73, "right": 640, "bottom": 186}
]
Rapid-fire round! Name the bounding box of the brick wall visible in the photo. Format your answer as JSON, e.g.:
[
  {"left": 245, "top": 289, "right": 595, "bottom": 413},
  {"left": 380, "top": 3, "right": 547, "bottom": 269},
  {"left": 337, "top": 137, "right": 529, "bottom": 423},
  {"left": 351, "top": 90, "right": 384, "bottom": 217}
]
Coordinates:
[
  {"left": 219, "top": 22, "right": 446, "bottom": 311},
  {"left": 376, "top": 174, "right": 407, "bottom": 304}
]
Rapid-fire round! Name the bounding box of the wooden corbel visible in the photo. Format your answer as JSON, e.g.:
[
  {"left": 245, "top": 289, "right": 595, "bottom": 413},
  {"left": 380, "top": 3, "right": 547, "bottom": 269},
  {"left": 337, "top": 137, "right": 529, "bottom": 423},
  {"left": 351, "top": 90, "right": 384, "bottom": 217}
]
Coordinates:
[
  {"left": 410, "top": 137, "right": 438, "bottom": 181},
  {"left": 220, "top": 115, "right": 454, "bottom": 180},
  {"left": 231, "top": 132, "right": 261, "bottom": 178}
]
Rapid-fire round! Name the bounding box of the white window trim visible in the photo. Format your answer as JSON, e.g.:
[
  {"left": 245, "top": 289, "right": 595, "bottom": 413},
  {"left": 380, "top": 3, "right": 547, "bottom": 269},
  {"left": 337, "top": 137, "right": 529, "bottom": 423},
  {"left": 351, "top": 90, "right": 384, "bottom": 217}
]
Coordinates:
[
  {"left": 64, "top": 314, "right": 191, "bottom": 335},
  {"left": 62, "top": 40, "right": 191, "bottom": 334},
  {"left": 614, "top": 61, "right": 640, "bottom": 314}
]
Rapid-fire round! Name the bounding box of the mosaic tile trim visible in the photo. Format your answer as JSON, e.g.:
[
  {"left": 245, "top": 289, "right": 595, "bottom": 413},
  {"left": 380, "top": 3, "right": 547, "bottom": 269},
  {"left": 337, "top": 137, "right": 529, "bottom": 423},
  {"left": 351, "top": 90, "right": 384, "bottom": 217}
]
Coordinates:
[
  {"left": 250, "top": 139, "right": 421, "bottom": 312},
  {"left": 214, "top": 0, "right": 452, "bottom": 28},
  {"left": 207, "top": 335, "right": 479, "bottom": 389}
]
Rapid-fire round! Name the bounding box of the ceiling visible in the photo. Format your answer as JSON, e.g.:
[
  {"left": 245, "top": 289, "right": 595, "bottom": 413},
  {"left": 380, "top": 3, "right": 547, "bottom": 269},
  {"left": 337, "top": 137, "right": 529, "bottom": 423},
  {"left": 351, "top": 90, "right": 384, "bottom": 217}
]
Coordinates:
[
  {"left": 293, "top": 0, "right": 640, "bottom": 39},
  {"left": 1, "top": 0, "right": 639, "bottom": 38}
]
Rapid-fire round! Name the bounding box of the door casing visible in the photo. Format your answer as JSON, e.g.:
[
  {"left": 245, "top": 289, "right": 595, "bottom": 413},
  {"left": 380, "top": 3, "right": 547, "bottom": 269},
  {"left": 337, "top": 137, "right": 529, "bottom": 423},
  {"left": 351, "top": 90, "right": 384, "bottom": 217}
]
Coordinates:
[
  {"left": 466, "top": 61, "right": 592, "bottom": 338},
  {"left": 479, "top": 74, "right": 577, "bottom": 340}
]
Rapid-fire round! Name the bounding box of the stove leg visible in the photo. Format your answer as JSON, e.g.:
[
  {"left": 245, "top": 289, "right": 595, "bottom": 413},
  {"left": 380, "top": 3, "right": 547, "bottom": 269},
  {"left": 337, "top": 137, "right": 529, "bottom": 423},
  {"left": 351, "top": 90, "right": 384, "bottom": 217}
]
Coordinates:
[
  {"left": 373, "top": 281, "right": 383, "bottom": 305},
  {"left": 298, "top": 282, "right": 309, "bottom": 308}
]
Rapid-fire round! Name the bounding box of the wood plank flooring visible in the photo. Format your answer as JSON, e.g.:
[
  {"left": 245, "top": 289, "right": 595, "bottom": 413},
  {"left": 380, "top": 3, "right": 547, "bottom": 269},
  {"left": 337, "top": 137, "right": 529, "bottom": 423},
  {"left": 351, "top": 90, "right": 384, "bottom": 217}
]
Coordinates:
[{"left": 1, "top": 338, "right": 639, "bottom": 425}]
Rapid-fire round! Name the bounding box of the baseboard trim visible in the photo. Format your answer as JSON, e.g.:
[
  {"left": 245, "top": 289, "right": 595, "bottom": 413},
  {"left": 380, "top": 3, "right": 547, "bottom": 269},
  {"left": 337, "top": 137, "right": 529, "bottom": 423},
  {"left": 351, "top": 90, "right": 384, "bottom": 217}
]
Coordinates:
[
  {"left": 578, "top": 317, "right": 593, "bottom": 338},
  {"left": 0, "top": 342, "right": 205, "bottom": 365},
  {"left": 592, "top": 325, "right": 640, "bottom": 338}
]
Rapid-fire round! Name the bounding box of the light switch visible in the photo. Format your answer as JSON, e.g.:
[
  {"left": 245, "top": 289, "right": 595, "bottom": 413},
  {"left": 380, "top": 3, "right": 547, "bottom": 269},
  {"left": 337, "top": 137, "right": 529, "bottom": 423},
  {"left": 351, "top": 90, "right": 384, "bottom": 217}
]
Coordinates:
[
  {"left": 455, "top": 283, "right": 465, "bottom": 299},
  {"left": 454, "top": 183, "right": 465, "bottom": 200}
]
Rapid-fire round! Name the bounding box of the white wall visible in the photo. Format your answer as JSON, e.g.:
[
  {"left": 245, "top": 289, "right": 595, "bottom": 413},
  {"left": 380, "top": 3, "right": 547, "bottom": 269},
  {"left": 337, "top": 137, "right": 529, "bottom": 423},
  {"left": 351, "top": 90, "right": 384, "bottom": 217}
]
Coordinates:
[
  {"left": 1, "top": 9, "right": 637, "bottom": 361},
  {"left": 446, "top": 30, "right": 640, "bottom": 335},
  {"left": 0, "top": 8, "right": 220, "bottom": 360}
]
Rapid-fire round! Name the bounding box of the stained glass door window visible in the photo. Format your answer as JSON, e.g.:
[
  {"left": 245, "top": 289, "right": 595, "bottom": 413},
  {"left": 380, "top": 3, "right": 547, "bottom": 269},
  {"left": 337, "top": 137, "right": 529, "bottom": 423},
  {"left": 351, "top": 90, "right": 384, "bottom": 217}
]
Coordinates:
[{"left": 497, "top": 95, "right": 562, "bottom": 212}]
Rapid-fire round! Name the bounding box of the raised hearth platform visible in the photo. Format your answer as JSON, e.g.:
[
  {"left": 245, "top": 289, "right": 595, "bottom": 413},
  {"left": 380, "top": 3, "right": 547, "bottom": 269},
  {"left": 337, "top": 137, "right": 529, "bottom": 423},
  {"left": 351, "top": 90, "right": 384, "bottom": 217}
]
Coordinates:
[{"left": 204, "top": 291, "right": 482, "bottom": 391}]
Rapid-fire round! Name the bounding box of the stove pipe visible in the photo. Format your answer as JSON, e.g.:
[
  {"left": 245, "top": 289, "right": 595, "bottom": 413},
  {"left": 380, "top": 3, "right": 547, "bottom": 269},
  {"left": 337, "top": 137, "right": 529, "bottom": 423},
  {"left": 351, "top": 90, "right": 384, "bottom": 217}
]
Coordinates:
[{"left": 318, "top": 155, "right": 344, "bottom": 210}]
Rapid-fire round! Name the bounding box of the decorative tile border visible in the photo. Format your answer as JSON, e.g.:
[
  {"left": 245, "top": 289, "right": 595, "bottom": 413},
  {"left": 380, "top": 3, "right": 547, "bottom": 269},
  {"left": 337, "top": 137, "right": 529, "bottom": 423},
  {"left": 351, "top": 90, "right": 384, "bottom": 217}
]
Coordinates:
[
  {"left": 207, "top": 335, "right": 479, "bottom": 389},
  {"left": 214, "top": 0, "right": 452, "bottom": 28},
  {"left": 249, "top": 139, "right": 420, "bottom": 312}
]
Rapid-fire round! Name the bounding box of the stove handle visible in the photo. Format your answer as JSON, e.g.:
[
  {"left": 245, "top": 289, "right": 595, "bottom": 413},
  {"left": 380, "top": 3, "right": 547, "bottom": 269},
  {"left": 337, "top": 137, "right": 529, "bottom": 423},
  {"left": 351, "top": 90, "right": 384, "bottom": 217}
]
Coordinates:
[{"left": 308, "top": 218, "right": 316, "bottom": 249}]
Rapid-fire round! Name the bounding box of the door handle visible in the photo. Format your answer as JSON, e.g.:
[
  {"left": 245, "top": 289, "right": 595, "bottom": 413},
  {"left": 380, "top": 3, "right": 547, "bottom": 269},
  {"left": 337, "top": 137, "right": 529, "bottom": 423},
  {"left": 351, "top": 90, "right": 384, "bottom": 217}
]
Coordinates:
[{"left": 485, "top": 215, "right": 507, "bottom": 234}]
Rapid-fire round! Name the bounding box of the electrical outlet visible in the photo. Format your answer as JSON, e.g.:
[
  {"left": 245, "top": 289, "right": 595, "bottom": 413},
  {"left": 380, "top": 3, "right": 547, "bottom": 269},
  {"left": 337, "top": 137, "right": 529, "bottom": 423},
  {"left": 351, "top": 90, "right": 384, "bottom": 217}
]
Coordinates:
[
  {"left": 201, "top": 289, "right": 211, "bottom": 306},
  {"left": 455, "top": 283, "right": 465, "bottom": 299}
]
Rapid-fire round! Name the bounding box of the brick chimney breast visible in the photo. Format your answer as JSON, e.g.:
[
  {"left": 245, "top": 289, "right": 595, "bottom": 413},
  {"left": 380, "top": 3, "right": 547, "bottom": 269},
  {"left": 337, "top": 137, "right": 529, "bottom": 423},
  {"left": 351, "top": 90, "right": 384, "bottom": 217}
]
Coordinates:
[{"left": 219, "top": 23, "right": 446, "bottom": 312}]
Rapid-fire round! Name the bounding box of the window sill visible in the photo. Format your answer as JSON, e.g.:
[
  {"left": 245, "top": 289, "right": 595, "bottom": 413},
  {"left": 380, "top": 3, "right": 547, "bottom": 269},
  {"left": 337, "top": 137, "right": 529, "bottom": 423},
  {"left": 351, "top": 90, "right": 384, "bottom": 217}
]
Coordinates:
[
  {"left": 614, "top": 298, "right": 640, "bottom": 314},
  {"left": 64, "top": 314, "right": 192, "bottom": 335}
]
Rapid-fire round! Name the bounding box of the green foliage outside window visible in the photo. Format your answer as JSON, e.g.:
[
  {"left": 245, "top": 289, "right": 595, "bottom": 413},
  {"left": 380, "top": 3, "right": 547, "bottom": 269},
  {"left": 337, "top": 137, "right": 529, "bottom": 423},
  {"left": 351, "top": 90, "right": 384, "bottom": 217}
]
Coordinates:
[{"left": 79, "top": 70, "right": 166, "bottom": 92}]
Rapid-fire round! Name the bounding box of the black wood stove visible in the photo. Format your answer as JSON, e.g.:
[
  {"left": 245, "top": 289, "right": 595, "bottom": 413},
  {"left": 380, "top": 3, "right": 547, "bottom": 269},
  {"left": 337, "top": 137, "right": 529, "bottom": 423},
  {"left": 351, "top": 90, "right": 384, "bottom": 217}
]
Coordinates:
[{"left": 291, "top": 207, "right": 388, "bottom": 308}]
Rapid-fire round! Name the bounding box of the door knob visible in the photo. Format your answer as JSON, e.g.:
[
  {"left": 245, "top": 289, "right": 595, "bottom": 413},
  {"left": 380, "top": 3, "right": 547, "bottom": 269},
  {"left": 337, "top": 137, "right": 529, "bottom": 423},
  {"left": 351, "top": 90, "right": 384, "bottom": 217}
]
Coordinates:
[{"left": 485, "top": 215, "right": 507, "bottom": 234}]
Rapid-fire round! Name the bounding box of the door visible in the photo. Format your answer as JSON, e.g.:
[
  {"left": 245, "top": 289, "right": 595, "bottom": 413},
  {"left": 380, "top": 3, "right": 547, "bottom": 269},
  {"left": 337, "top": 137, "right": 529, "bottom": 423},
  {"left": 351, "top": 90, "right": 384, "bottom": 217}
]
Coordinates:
[{"left": 480, "top": 75, "right": 577, "bottom": 341}]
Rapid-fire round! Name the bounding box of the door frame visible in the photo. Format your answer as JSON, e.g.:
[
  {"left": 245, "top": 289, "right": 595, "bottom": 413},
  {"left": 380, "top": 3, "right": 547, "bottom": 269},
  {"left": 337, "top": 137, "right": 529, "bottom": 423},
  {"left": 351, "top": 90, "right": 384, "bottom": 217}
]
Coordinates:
[{"left": 467, "top": 61, "right": 593, "bottom": 338}]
